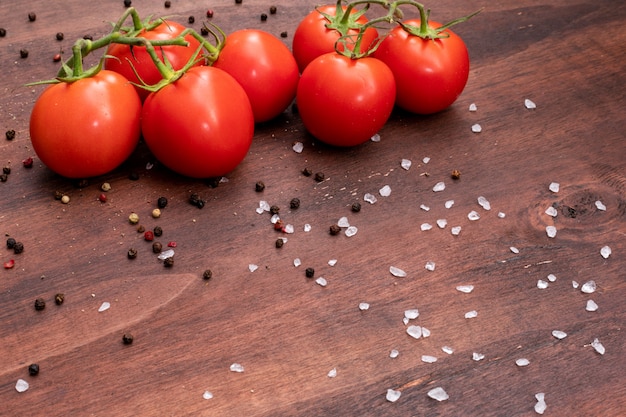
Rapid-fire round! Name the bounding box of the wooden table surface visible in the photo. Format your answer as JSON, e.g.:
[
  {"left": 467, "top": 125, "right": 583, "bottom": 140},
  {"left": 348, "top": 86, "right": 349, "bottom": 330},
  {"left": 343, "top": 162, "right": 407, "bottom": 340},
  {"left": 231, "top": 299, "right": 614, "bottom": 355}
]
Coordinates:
[{"left": 1, "top": 0, "right": 624, "bottom": 416}]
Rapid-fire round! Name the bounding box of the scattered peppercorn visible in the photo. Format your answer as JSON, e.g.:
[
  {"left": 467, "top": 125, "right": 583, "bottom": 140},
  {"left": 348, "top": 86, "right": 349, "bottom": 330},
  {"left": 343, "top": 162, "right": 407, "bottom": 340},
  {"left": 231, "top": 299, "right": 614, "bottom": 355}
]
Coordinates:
[
  {"left": 136, "top": 225, "right": 145, "bottom": 233},
  {"left": 314, "top": 172, "right": 325, "bottom": 182},
  {"left": 13, "top": 242, "right": 24, "bottom": 254},
  {"left": 206, "top": 9, "right": 214, "bottom": 18},
  {"left": 167, "top": 241, "right": 177, "bottom": 248},
  {"left": 55, "top": 32, "right": 64, "bottom": 41},
  {"left": 3, "top": 167, "right": 11, "bottom": 175},
  {"left": 101, "top": 182, "right": 111, "bottom": 191},
  {"left": 200, "top": 26, "right": 209, "bottom": 36},
  {"left": 53, "top": 191, "right": 63, "bottom": 200},
  {"left": 22, "top": 157, "right": 33, "bottom": 168},
  {"left": 157, "top": 196, "right": 168, "bottom": 208},
  {"left": 152, "top": 208, "right": 161, "bottom": 218},
  {"left": 260, "top": 13, "right": 268, "bottom": 21},
  {"left": 206, "top": 177, "right": 220, "bottom": 188},
  {"left": 20, "top": 49, "right": 29, "bottom": 58},
  {"left": 305, "top": 267, "right": 315, "bottom": 278},
  {"left": 280, "top": 31, "right": 288, "bottom": 38},
  {"left": 144, "top": 231, "right": 154, "bottom": 241},
  {"left": 3, "top": 259, "right": 15, "bottom": 269},
  {"left": 255, "top": 181, "right": 265, "bottom": 192},
  {"left": 54, "top": 293, "right": 65, "bottom": 305},
  {"left": 270, "top": 205, "right": 280, "bottom": 215},
  {"left": 188, "top": 16, "right": 195, "bottom": 24},
  {"left": 128, "top": 213, "right": 140, "bottom": 224},
  {"left": 235, "top": 0, "right": 242, "bottom": 4},
  {"left": 290, "top": 198, "right": 300, "bottom": 209},
  {"left": 153, "top": 226, "right": 163, "bottom": 237},
  {"left": 152, "top": 242, "right": 163, "bottom": 253},
  {"left": 98, "top": 193, "right": 107, "bottom": 203},
  {"left": 0, "top": 174, "right": 7, "bottom": 182},
  {"left": 34, "top": 298, "right": 46, "bottom": 311},
  {"left": 351, "top": 202, "right": 362, "bottom": 212},
  {"left": 61, "top": 195, "right": 70, "bottom": 204},
  {"left": 5, "top": 130, "right": 15, "bottom": 140},
  {"left": 6, "top": 237, "right": 15, "bottom": 249},
  {"left": 202, "top": 269, "right": 212, "bottom": 280},
  {"left": 74, "top": 178, "right": 89, "bottom": 188},
  {"left": 274, "top": 219, "right": 285, "bottom": 231},
  {"left": 83, "top": 34, "right": 93, "bottom": 41},
  {"left": 28, "top": 364, "right": 39, "bottom": 376},
  {"left": 164, "top": 0, "right": 171, "bottom": 8},
  {"left": 275, "top": 238, "right": 284, "bottom": 248},
  {"left": 127, "top": 248, "right": 138, "bottom": 259},
  {"left": 122, "top": 333, "right": 134, "bottom": 345},
  {"left": 329, "top": 224, "right": 341, "bottom": 235},
  {"left": 302, "top": 167, "right": 312, "bottom": 177},
  {"left": 28, "top": 12, "right": 36, "bottom": 22},
  {"left": 53, "top": 53, "right": 62, "bottom": 62},
  {"left": 123, "top": 0, "right": 132, "bottom": 7},
  {"left": 189, "top": 193, "right": 205, "bottom": 208},
  {"left": 0, "top": 28, "right": 6, "bottom": 37},
  {"left": 163, "top": 257, "right": 174, "bottom": 267},
  {"left": 451, "top": 169, "right": 461, "bottom": 180},
  {"left": 269, "top": 6, "right": 277, "bottom": 14},
  {"left": 128, "top": 171, "right": 139, "bottom": 180}
]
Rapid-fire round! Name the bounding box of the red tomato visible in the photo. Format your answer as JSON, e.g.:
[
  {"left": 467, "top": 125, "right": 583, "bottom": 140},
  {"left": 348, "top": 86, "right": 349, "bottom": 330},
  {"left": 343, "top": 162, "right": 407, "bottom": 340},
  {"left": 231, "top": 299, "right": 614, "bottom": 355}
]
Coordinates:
[
  {"left": 374, "top": 19, "right": 470, "bottom": 114},
  {"left": 213, "top": 29, "right": 299, "bottom": 123},
  {"left": 296, "top": 53, "right": 395, "bottom": 147},
  {"left": 292, "top": 4, "right": 379, "bottom": 73},
  {"left": 29, "top": 70, "right": 141, "bottom": 178},
  {"left": 141, "top": 66, "right": 254, "bottom": 178},
  {"left": 104, "top": 20, "right": 202, "bottom": 101}
]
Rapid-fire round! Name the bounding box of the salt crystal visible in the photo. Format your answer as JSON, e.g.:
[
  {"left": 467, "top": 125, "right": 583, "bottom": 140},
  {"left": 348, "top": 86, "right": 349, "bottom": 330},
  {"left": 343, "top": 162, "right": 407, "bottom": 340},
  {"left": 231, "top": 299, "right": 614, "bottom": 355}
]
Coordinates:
[
  {"left": 379, "top": 185, "right": 392, "bottom": 197},
  {"left": 591, "top": 338, "right": 605, "bottom": 355},
  {"left": 437, "top": 219, "right": 447, "bottom": 229},
  {"left": 581, "top": 280, "right": 596, "bottom": 294},
  {"left": 547, "top": 274, "right": 557, "bottom": 282},
  {"left": 230, "top": 363, "right": 244, "bottom": 373},
  {"left": 390, "top": 266, "right": 407, "bottom": 278},
  {"left": 304, "top": 224, "right": 312, "bottom": 232},
  {"left": 537, "top": 280, "right": 549, "bottom": 289},
  {"left": 386, "top": 389, "right": 401, "bottom": 402},
  {"left": 420, "top": 204, "right": 430, "bottom": 211},
  {"left": 270, "top": 214, "right": 280, "bottom": 224},
  {"left": 546, "top": 226, "right": 557, "bottom": 238},
  {"left": 98, "top": 302, "right": 110, "bottom": 312},
  {"left": 442, "top": 346, "right": 454, "bottom": 354},
  {"left": 498, "top": 212, "right": 506, "bottom": 218},
  {"left": 390, "top": 349, "right": 399, "bottom": 358},
  {"left": 259, "top": 200, "right": 270, "bottom": 212},
  {"left": 516, "top": 358, "right": 530, "bottom": 367},
  {"left": 337, "top": 217, "right": 350, "bottom": 227},
  {"left": 595, "top": 200, "right": 606, "bottom": 211},
  {"left": 469, "top": 103, "right": 477, "bottom": 112},
  {"left": 445, "top": 200, "right": 455, "bottom": 209},
  {"left": 425, "top": 261, "right": 436, "bottom": 271},
  {"left": 401, "top": 159, "right": 412, "bottom": 170},
  {"left": 402, "top": 317, "right": 409, "bottom": 325},
  {"left": 346, "top": 226, "right": 358, "bottom": 237},
  {"left": 545, "top": 206, "right": 558, "bottom": 217},
  {"left": 535, "top": 393, "right": 547, "bottom": 414},
  {"left": 524, "top": 98, "right": 537, "bottom": 109},
  {"left": 202, "top": 391, "right": 214, "bottom": 400},
  {"left": 586, "top": 300, "right": 598, "bottom": 312},
  {"left": 370, "top": 133, "right": 381, "bottom": 142},
  {"left": 328, "top": 259, "right": 337, "bottom": 266},
  {"left": 549, "top": 182, "right": 560, "bottom": 193},
  {"left": 15, "top": 379, "right": 29, "bottom": 393},
  {"left": 421, "top": 223, "right": 433, "bottom": 231},
  {"left": 600, "top": 245, "right": 611, "bottom": 259},
  {"left": 359, "top": 302, "right": 370, "bottom": 311},
  {"left": 157, "top": 249, "right": 175, "bottom": 260},
  {"left": 422, "top": 327, "right": 431, "bottom": 337},
  {"left": 433, "top": 181, "right": 446, "bottom": 192},
  {"left": 451, "top": 226, "right": 462, "bottom": 236},
  {"left": 456, "top": 285, "right": 474, "bottom": 293},
  {"left": 572, "top": 281, "right": 579, "bottom": 289},
  {"left": 510, "top": 246, "right": 520, "bottom": 254},
  {"left": 292, "top": 141, "right": 304, "bottom": 153},
  {"left": 468, "top": 211, "right": 480, "bottom": 221},
  {"left": 552, "top": 330, "right": 567, "bottom": 340},
  {"left": 364, "top": 193, "right": 377, "bottom": 204},
  {"left": 471, "top": 123, "right": 482, "bottom": 133},
  {"left": 478, "top": 196, "right": 491, "bottom": 210},
  {"left": 284, "top": 224, "right": 294, "bottom": 234},
  {"left": 423, "top": 157, "right": 431, "bottom": 164},
  {"left": 255, "top": 207, "right": 264, "bottom": 214},
  {"left": 316, "top": 277, "right": 327, "bottom": 287},
  {"left": 248, "top": 264, "right": 258, "bottom": 272},
  {"left": 219, "top": 177, "right": 229, "bottom": 183},
  {"left": 404, "top": 309, "right": 419, "bottom": 320},
  {"left": 421, "top": 355, "right": 437, "bottom": 363},
  {"left": 407, "top": 325, "right": 422, "bottom": 339},
  {"left": 472, "top": 352, "right": 485, "bottom": 361},
  {"left": 146, "top": 162, "right": 154, "bottom": 170},
  {"left": 428, "top": 387, "right": 449, "bottom": 402},
  {"left": 465, "top": 310, "right": 478, "bottom": 319},
  {"left": 293, "top": 258, "right": 301, "bottom": 267},
  {"left": 328, "top": 368, "right": 338, "bottom": 378}
]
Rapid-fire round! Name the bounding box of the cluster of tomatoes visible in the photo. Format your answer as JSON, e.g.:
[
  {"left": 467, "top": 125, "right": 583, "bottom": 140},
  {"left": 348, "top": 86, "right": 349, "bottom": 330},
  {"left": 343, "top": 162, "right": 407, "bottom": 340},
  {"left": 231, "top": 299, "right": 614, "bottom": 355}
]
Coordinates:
[{"left": 29, "top": 1, "right": 475, "bottom": 180}]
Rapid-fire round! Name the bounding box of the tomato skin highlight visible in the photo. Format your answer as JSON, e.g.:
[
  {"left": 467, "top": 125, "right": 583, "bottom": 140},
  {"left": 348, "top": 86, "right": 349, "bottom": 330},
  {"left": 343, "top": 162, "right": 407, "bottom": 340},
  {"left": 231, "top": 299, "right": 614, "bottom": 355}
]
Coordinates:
[
  {"left": 296, "top": 53, "right": 396, "bottom": 147},
  {"left": 374, "top": 19, "right": 470, "bottom": 115},
  {"left": 141, "top": 66, "right": 254, "bottom": 178},
  {"left": 29, "top": 70, "right": 141, "bottom": 178},
  {"left": 213, "top": 29, "right": 299, "bottom": 123},
  {"left": 104, "top": 21, "right": 202, "bottom": 101},
  {"left": 292, "top": 5, "right": 379, "bottom": 73}
]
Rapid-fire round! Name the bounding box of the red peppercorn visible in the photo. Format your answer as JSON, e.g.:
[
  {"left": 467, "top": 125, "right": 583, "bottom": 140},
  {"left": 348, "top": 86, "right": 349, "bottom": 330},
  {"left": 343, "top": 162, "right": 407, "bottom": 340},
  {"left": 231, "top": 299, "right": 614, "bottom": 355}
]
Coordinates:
[
  {"left": 3, "top": 259, "right": 15, "bottom": 269},
  {"left": 144, "top": 231, "right": 154, "bottom": 241},
  {"left": 206, "top": 9, "right": 214, "bottom": 18},
  {"left": 167, "top": 241, "right": 177, "bottom": 248},
  {"left": 53, "top": 53, "right": 62, "bottom": 62},
  {"left": 98, "top": 193, "right": 107, "bottom": 203},
  {"left": 22, "top": 157, "right": 34, "bottom": 168}
]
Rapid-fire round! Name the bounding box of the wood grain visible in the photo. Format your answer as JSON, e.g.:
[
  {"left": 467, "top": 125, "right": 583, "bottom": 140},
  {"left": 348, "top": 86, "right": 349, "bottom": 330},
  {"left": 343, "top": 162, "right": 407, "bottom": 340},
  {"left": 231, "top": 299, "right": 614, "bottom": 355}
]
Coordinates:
[{"left": 1, "top": 0, "right": 624, "bottom": 416}]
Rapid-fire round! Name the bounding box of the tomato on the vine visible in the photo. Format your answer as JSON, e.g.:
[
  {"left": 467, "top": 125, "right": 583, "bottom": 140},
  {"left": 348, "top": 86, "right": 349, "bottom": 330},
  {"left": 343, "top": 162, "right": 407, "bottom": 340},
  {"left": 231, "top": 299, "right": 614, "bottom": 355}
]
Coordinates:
[
  {"left": 213, "top": 29, "right": 299, "bottom": 123},
  {"left": 141, "top": 66, "right": 254, "bottom": 178},
  {"left": 374, "top": 19, "right": 470, "bottom": 115},
  {"left": 296, "top": 52, "right": 395, "bottom": 147},
  {"left": 29, "top": 70, "right": 142, "bottom": 178},
  {"left": 105, "top": 20, "right": 202, "bottom": 101},
  {"left": 292, "top": 4, "right": 378, "bottom": 73}
]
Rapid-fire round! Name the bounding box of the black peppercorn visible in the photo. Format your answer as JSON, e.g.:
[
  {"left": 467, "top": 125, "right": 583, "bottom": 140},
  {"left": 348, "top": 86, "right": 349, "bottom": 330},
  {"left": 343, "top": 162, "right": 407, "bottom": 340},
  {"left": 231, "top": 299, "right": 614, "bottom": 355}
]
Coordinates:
[
  {"left": 6, "top": 237, "right": 16, "bottom": 249},
  {"left": 275, "top": 238, "right": 284, "bottom": 248},
  {"left": 136, "top": 225, "right": 145, "bottom": 233},
  {"left": 270, "top": 205, "right": 280, "bottom": 215},
  {"left": 5, "top": 130, "right": 16, "bottom": 140},
  {"left": 20, "top": 49, "right": 29, "bottom": 59},
  {"left": 123, "top": 0, "right": 132, "bottom": 7},
  {"left": 157, "top": 196, "right": 168, "bottom": 209},
  {"left": 163, "top": 257, "right": 174, "bottom": 267},
  {"left": 329, "top": 224, "right": 341, "bottom": 235},
  {"left": 202, "top": 269, "right": 212, "bottom": 280},
  {"left": 280, "top": 31, "right": 288, "bottom": 38},
  {"left": 305, "top": 267, "right": 315, "bottom": 278},
  {"left": 188, "top": 16, "right": 195, "bottom": 24},
  {"left": 302, "top": 167, "right": 312, "bottom": 177},
  {"left": 0, "top": 174, "right": 7, "bottom": 182},
  {"left": 152, "top": 242, "right": 163, "bottom": 253},
  {"left": 0, "top": 28, "right": 6, "bottom": 37},
  {"left": 351, "top": 202, "right": 361, "bottom": 212},
  {"left": 34, "top": 298, "right": 46, "bottom": 311},
  {"left": 195, "top": 199, "right": 205, "bottom": 209},
  {"left": 255, "top": 181, "right": 265, "bottom": 192},
  {"left": 83, "top": 34, "right": 93, "bottom": 41},
  {"left": 235, "top": 0, "right": 242, "bottom": 4},
  {"left": 28, "top": 12, "right": 36, "bottom": 22},
  {"left": 55, "top": 32, "right": 64, "bottom": 41},
  {"left": 260, "top": 13, "right": 268, "bottom": 21},
  {"left": 28, "top": 364, "right": 39, "bottom": 376},
  {"left": 200, "top": 26, "right": 209, "bottom": 36},
  {"left": 122, "top": 333, "right": 134, "bottom": 345},
  {"left": 13, "top": 242, "right": 24, "bottom": 254},
  {"left": 269, "top": 6, "right": 277, "bottom": 14},
  {"left": 189, "top": 193, "right": 205, "bottom": 208},
  {"left": 314, "top": 172, "right": 325, "bottom": 182},
  {"left": 3, "top": 166, "right": 11, "bottom": 175},
  {"left": 127, "top": 248, "right": 138, "bottom": 259},
  {"left": 54, "top": 293, "right": 65, "bottom": 305},
  {"left": 153, "top": 226, "right": 163, "bottom": 237},
  {"left": 290, "top": 198, "right": 300, "bottom": 209},
  {"left": 164, "top": 0, "right": 171, "bottom": 7}
]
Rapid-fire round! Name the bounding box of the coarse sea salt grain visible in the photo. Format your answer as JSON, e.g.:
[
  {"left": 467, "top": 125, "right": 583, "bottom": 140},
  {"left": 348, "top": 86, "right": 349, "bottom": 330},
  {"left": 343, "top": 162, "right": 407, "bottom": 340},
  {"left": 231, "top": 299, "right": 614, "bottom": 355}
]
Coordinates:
[
  {"left": 258, "top": 200, "right": 270, "bottom": 213},
  {"left": 547, "top": 274, "right": 557, "bottom": 282},
  {"left": 316, "top": 277, "right": 327, "bottom": 287},
  {"left": 456, "top": 285, "right": 474, "bottom": 293},
  {"left": 545, "top": 206, "right": 558, "bottom": 217},
  {"left": 248, "top": 264, "right": 258, "bottom": 272},
  {"left": 535, "top": 393, "right": 547, "bottom": 414},
  {"left": 338, "top": 217, "right": 350, "bottom": 227},
  {"left": 420, "top": 204, "right": 430, "bottom": 211},
  {"left": 202, "top": 391, "right": 214, "bottom": 400},
  {"left": 15, "top": 379, "right": 29, "bottom": 393},
  {"left": 442, "top": 346, "right": 454, "bottom": 354},
  {"left": 328, "top": 368, "right": 338, "bottom": 378},
  {"left": 469, "top": 103, "right": 477, "bottom": 112},
  {"left": 478, "top": 196, "right": 491, "bottom": 210},
  {"left": 498, "top": 212, "right": 506, "bottom": 218},
  {"left": 284, "top": 224, "right": 294, "bottom": 234},
  {"left": 451, "top": 226, "right": 462, "bottom": 236},
  {"left": 422, "top": 355, "right": 437, "bottom": 363},
  {"left": 471, "top": 123, "right": 482, "bottom": 133},
  {"left": 600, "top": 245, "right": 611, "bottom": 259},
  {"left": 371, "top": 133, "right": 381, "bottom": 142},
  {"left": 386, "top": 389, "right": 401, "bottom": 402},
  {"left": 472, "top": 352, "right": 485, "bottom": 361},
  {"left": 595, "top": 200, "right": 607, "bottom": 211},
  {"left": 421, "top": 223, "right": 433, "bottom": 231},
  {"left": 423, "top": 157, "right": 431, "bottom": 164},
  {"left": 586, "top": 300, "right": 598, "bottom": 312},
  {"left": 572, "top": 281, "right": 579, "bottom": 289},
  {"left": 390, "top": 349, "right": 400, "bottom": 358},
  {"left": 405, "top": 309, "right": 419, "bottom": 320},
  {"left": 270, "top": 214, "right": 280, "bottom": 224},
  {"left": 437, "top": 219, "right": 447, "bottom": 229},
  {"left": 445, "top": 200, "right": 455, "bottom": 209},
  {"left": 552, "top": 330, "right": 567, "bottom": 340},
  {"left": 516, "top": 358, "right": 530, "bottom": 367},
  {"left": 591, "top": 338, "right": 605, "bottom": 355},
  {"left": 390, "top": 266, "right": 407, "bottom": 278},
  {"left": 345, "top": 226, "right": 358, "bottom": 237},
  {"left": 510, "top": 246, "right": 520, "bottom": 254},
  {"left": 468, "top": 211, "right": 480, "bottom": 221},
  {"left": 428, "top": 387, "right": 449, "bottom": 402},
  {"left": 546, "top": 226, "right": 557, "bottom": 238},
  {"left": 407, "top": 325, "right": 422, "bottom": 339},
  {"left": 581, "top": 280, "right": 597, "bottom": 294},
  {"left": 292, "top": 141, "right": 304, "bottom": 153},
  {"left": 549, "top": 182, "right": 560, "bottom": 193},
  {"left": 158, "top": 249, "right": 175, "bottom": 260},
  {"left": 328, "top": 259, "right": 337, "bottom": 266},
  {"left": 525, "top": 98, "right": 537, "bottom": 109},
  {"left": 379, "top": 185, "right": 392, "bottom": 197},
  {"left": 304, "top": 224, "right": 312, "bottom": 232},
  {"left": 401, "top": 159, "right": 412, "bottom": 170},
  {"left": 422, "top": 327, "right": 431, "bottom": 337},
  {"left": 230, "top": 363, "right": 244, "bottom": 373},
  {"left": 433, "top": 182, "right": 446, "bottom": 192},
  {"left": 425, "top": 261, "right": 436, "bottom": 271},
  {"left": 537, "top": 280, "right": 549, "bottom": 289},
  {"left": 98, "top": 302, "right": 111, "bottom": 312},
  {"left": 293, "top": 258, "right": 301, "bottom": 267},
  {"left": 364, "top": 193, "right": 377, "bottom": 204},
  {"left": 359, "top": 302, "right": 370, "bottom": 311},
  {"left": 465, "top": 310, "right": 478, "bottom": 319}
]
